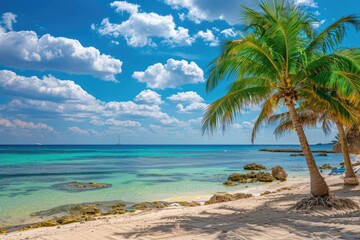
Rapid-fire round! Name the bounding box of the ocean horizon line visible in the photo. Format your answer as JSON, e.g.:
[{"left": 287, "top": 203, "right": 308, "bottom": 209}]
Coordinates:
[{"left": 0, "top": 143, "right": 333, "bottom": 146}]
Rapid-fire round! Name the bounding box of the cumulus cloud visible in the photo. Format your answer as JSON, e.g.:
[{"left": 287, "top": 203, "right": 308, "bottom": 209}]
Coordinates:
[
  {"left": 221, "top": 28, "right": 237, "bottom": 38},
  {"left": 0, "top": 70, "right": 180, "bottom": 127},
  {"left": 110, "top": 1, "right": 140, "bottom": 14},
  {"left": 312, "top": 19, "right": 325, "bottom": 29},
  {"left": 0, "top": 15, "right": 122, "bottom": 80},
  {"left": 163, "top": 0, "right": 255, "bottom": 25},
  {"left": 0, "top": 118, "right": 53, "bottom": 131},
  {"left": 1, "top": 12, "right": 17, "bottom": 31},
  {"left": 168, "top": 91, "right": 207, "bottom": 113},
  {"left": 176, "top": 102, "right": 207, "bottom": 113},
  {"left": 68, "top": 126, "right": 99, "bottom": 135},
  {"left": 104, "top": 101, "right": 161, "bottom": 117},
  {"left": 293, "top": 0, "right": 318, "bottom": 8},
  {"left": 132, "top": 58, "right": 204, "bottom": 89},
  {"left": 91, "top": 118, "right": 141, "bottom": 127},
  {"left": 168, "top": 91, "right": 204, "bottom": 103},
  {"left": 95, "top": 1, "right": 193, "bottom": 47},
  {"left": 134, "top": 89, "right": 163, "bottom": 105},
  {"left": 0, "top": 70, "right": 98, "bottom": 102},
  {"left": 195, "top": 29, "right": 219, "bottom": 46},
  {"left": 242, "top": 121, "right": 254, "bottom": 129}
]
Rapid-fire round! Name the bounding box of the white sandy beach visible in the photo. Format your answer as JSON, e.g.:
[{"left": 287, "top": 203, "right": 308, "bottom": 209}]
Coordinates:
[{"left": 2, "top": 175, "right": 360, "bottom": 240}]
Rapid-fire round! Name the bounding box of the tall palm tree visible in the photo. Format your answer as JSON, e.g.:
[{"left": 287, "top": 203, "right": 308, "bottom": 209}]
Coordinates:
[
  {"left": 202, "top": 0, "right": 360, "bottom": 203},
  {"left": 268, "top": 94, "right": 360, "bottom": 185}
]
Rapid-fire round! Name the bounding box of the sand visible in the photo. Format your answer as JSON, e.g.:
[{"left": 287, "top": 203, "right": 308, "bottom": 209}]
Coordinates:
[{"left": 3, "top": 175, "right": 360, "bottom": 240}]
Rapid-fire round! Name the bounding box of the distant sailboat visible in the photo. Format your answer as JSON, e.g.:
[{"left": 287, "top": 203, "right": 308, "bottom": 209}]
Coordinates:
[{"left": 116, "top": 135, "right": 121, "bottom": 146}]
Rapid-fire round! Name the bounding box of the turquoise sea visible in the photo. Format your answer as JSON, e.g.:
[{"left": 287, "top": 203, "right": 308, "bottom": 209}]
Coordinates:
[{"left": 0, "top": 144, "right": 343, "bottom": 227}]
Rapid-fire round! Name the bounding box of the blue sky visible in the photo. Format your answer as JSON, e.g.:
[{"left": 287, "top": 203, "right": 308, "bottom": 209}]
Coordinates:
[{"left": 0, "top": 0, "right": 359, "bottom": 144}]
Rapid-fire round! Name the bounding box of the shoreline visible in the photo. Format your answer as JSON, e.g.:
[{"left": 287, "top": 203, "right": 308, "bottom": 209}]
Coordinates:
[
  {"left": 164, "top": 175, "right": 309, "bottom": 203},
  {"left": 1, "top": 174, "right": 310, "bottom": 231},
  {"left": 5, "top": 175, "right": 359, "bottom": 240}
]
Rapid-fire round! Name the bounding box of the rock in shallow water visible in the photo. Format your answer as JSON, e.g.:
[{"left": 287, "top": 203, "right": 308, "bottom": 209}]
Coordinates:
[
  {"left": 52, "top": 181, "right": 112, "bottom": 192},
  {"left": 69, "top": 204, "right": 101, "bottom": 215},
  {"left": 319, "top": 164, "right": 337, "bottom": 170},
  {"left": 271, "top": 166, "right": 288, "bottom": 181},
  {"left": 228, "top": 173, "right": 248, "bottom": 181},
  {"left": 256, "top": 172, "right": 275, "bottom": 182},
  {"left": 243, "top": 163, "right": 266, "bottom": 170},
  {"left": 227, "top": 171, "right": 276, "bottom": 183},
  {"left": 223, "top": 180, "right": 237, "bottom": 186}
]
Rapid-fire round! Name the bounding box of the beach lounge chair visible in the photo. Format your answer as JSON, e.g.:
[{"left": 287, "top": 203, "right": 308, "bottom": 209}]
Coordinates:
[{"left": 329, "top": 168, "right": 346, "bottom": 176}]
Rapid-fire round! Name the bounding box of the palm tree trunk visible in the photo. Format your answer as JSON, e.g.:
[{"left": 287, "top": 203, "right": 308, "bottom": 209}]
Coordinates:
[
  {"left": 286, "top": 100, "right": 332, "bottom": 197},
  {"left": 334, "top": 118, "right": 359, "bottom": 185}
]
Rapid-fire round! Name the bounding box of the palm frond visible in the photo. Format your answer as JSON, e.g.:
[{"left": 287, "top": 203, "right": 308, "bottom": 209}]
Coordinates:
[
  {"left": 202, "top": 86, "right": 272, "bottom": 135},
  {"left": 251, "top": 95, "right": 279, "bottom": 143},
  {"left": 306, "top": 15, "right": 360, "bottom": 54}
]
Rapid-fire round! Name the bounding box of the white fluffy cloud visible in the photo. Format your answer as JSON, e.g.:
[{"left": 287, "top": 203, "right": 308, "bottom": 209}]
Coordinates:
[
  {"left": 95, "top": 1, "right": 193, "bottom": 47},
  {"left": 232, "top": 121, "right": 255, "bottom": 130},
  {"left": 163, "top": 0, "right": 255, "bottom": 25},
  {"left": 134, "top": 89, "right": 163, "bottom": 105},
  {"left": 0, "top": 70, "right": 98, "bottom": 102},
  {"left": 168, "top": 91, "right": 207, "bottom": 113},
  {"left": 221, "top": 28, "right": 237, "bottom": 38},
  {"left": 0, "top": 70, "right": 179, "bottom": 126},
  {"left": 195, "top": 29, "right": 219, "bottom": 46},
  {"left": 0, "top": 118, "right": 53, "bottom": 131},
  {"left": 176, "top": 102, "right": 207, "bottom": 113},
  {"left": 1, "top": 12, "right": 17, "bottom": 31},
  {"left": 312, "top": 19, "right": 326, "bottom": 29},
  {"left": 0, "top": 15, "right": 122, "bottom": 80},
  {"left": 91, "top": 118, "right": 141, "bottom": 127},
  {"left": 68, "top": 126, "right": 99, "bottom": 135},
  {"left": 110, "top": 1, "right": 140, "bottom": 14},
  {"left": 294, "top": 0, "right": 318, "bottom": 8},
  {"left": 132, "top": 58, "right": 204, "bottom": 89},
  {"left": 242, "top": 121, "right": 254, "bottom": 129},
  {"left": 168, "top": 91, "right": 204, "bottom": 102}
]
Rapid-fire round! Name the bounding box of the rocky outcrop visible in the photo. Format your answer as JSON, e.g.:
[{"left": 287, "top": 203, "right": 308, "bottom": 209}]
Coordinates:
[
  {"left": 319, "top": 164, "right": 337, "bottom": 170},
  {"left": 0, "top": 228, "right": 9, "bottom": 234},
  {"left": 223, "top": 180, "right": 236, "bottom": 186},
  {"left": 132, "top": 201, "right": 169, "bottom": 210},
  {"left": 260, "top": 148, "right": 333, "bottom": 153},
  {"left": 256, "top": 172, "right": 275, "bottom": 182},
  {"left": 205, "top": 192, "right": 252, "bottom": 205},
  {"left": 271, "top": 166, "right": 288, "bottom": 181},
  {"left": 69, "top": 204, "right": 101, "bottom": 215},
  {"left": 227, "top": 170, "right": 279, "bottom": 184},
  {"left": 178, "top": 201, "right": 201, "bottom": 207},
  {"left": 52, "top": 181, "right": 111, "bottom": 192},
  {"left": 228, "top": 173, "right": 248, "bottom": 181},
  {"left": 290, "top": 153, "right": 304, "bottom": 157},
  {"left": 316, "top": 153, "right": 328, "bottom": 156},
  {"left": 243, "top": 163, "right": 266, "bottom": 170}
]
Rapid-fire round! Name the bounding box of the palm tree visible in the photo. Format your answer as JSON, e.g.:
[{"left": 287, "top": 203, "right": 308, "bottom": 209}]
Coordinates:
[
  {"left": 268, "top": 94, "right": 359, "bottom": 185},
  {"left": 202, "top": 0, "right": 360, "bottom": 207}
]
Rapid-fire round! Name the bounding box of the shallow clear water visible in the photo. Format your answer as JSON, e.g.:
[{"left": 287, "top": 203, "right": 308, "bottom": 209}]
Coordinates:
[{"left": 0, "top": 144, "right": 342, "bottom": 226}]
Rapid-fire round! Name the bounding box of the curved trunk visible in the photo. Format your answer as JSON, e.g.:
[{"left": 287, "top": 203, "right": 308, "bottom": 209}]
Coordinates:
[
  {"left": 286, "top": 100, "right": 332, "bottom": 197},
  {"left": 334, "top": 118, "right": 359, "bottom": 185}
]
